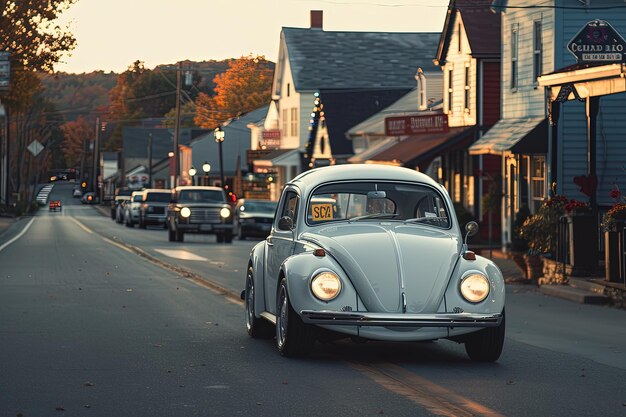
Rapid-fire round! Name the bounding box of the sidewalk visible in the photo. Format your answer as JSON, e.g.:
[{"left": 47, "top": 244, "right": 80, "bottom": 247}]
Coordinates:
[{"left": 0, "top": 216, "right": 16, "bottom": 237}]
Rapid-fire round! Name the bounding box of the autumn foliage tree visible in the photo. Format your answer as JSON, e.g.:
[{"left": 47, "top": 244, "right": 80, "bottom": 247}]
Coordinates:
[
  {"left": 195, "top": 55, "right": 274, "bottom": 128},
  {"left": 0, "top": 1, "right": 77, "bottom": 208},
  {"left": 60, "top": 116, "right": 93, "bottom": 168}
]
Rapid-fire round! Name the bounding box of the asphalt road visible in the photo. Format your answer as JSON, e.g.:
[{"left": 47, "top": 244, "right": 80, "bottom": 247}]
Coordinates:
[{"left": 1, "top": 182, "right": 626, "bottom": 417}]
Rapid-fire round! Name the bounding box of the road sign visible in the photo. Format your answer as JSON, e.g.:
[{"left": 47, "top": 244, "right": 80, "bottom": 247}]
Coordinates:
[
  {"left": 567, "top": 20, "right": 626, "bottom": 63},
  {"left": 0, "top": 52, "right": 10, "bottom": 91},
  {"left": 27, "top": 140, "right": 44, "bottom": 157}
]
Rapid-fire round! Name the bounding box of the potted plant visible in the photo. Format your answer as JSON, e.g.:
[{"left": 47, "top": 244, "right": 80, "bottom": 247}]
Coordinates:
[
  {"left": 602, "top": 184, "right": 626, "bottom": 282},
  {"left": 519, "top": 194, "right": 567, "bottom": 284}
]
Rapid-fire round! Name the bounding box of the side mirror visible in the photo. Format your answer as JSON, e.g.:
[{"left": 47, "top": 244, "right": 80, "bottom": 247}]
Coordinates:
[
  {"left": 278, "top": 216, "right": 294, "bottom": 231},
  {"left": 465, "top": 221, "right": 479, "bottom": 237}
]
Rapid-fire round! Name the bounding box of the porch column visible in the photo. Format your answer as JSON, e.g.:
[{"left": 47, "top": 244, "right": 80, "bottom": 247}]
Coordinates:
[
  {"left": 586, "top": 95, "right": 600, "bottom": 268},
  {"left": 548, "top": 100, "right": 560, "bottom": 189}
]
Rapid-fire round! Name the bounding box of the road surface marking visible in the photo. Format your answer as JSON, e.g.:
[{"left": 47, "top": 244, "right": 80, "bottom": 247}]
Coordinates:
[
  {"left": 0, "top": 217, "right": 35, "bottom": 253},
  {"left": 154, "top": 249, "right": 209, "bottom": 261},
  {"left": 67, "top": 216, "right": 93, "bottom": 234},
  {"left": 347, "top": 361, "right": 506, "bottom": 417}
]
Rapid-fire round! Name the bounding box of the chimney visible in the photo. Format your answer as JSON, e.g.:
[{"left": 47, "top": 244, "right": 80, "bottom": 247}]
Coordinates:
[{"left": 310, "top": 10, "right": 323, "bottom": 30}]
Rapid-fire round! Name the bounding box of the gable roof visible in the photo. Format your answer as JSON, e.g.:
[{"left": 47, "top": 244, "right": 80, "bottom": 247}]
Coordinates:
[
  {"left": 319, "top": 88, "right": 411, "bottom": 156},
  {"left": 282, "top": 28, "right": 441, "bottom": 91},
  {"left": 435, "top": 0, "right": 500, "bottom": 65}
]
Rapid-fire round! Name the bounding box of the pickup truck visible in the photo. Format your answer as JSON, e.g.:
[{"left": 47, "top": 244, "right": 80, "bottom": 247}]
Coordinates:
[{"left": 166, "top": 186, "right": 234, "bottom": 243}]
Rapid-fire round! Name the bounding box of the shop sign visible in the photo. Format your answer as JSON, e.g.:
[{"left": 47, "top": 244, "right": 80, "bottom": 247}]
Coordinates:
[
  {"left": 247, "top": 149, "right": 272, "bottom": 167},
  {"left": 261, "top": 130, "right": 281, "bottom": 149},
  {"left": 385, "top": 113, "right": 449, "bottom": 136},
  {"left": 567, "top": 20, "right": 626, "bottom": 63}
]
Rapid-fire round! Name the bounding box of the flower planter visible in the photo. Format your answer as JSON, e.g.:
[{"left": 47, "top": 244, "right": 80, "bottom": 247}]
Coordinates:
[
  {"left": 605, "top": 229, "right": 623, "bottom": 283},
  {"left": 565, "top": 213, "right": 597, "bottom": 275},
  {"left": 539, "top": 257, "right": 567, "bottom": 285},
  {"left": 523, "top": 254, "right": 543, "bottom": 283}
]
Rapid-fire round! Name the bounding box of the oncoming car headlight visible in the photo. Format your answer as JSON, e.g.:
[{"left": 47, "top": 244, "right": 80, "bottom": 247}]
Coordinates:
[
  {"left": 180, "top": 207, "right": 191, "bottom": 218},
  {"left": 311, "top": 271, "right": 341, "bottom": 301},
  {"left": 220, "top": 207, "right": 231, "bottom": 218},
  {"left": 460, "top": 273, "right": 490, "bottom": 303}
]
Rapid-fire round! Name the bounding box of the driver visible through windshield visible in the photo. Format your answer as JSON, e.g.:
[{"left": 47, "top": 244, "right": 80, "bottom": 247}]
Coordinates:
[{"left": 307, "top": 181, "right": 451, "bottom": 229}]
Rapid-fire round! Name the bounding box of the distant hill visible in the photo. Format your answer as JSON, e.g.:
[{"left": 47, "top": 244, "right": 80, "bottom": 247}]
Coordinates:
[{"left": 39, "top": 59, "right": 270, "bottom": 123}]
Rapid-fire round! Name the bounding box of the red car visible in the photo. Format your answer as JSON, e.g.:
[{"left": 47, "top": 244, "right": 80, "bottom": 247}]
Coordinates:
[{"left": 49, "top": 200, "right": 62, "bottom": 211}]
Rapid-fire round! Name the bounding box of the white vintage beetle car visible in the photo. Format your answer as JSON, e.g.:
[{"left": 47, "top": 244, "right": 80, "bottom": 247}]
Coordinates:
[{"left": 243, "top": 164, "right": 505, "bottom": 361}]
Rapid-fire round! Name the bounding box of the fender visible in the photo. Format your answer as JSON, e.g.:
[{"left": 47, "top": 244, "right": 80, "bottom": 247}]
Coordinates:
[
  {"left": 280, "top": 251, "right": 361, "bottom": 318},
  {"left": 248, "top": 240, "right": 268, "bottom": 317}
]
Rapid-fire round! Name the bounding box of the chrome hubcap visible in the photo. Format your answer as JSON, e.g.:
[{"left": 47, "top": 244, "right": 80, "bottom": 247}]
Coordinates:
[
  {"left": 245, "top": 275, "right": 254, "bottom": 330},
  {"left": 277, "top": 286, "right": 288, "bottom": 349}
]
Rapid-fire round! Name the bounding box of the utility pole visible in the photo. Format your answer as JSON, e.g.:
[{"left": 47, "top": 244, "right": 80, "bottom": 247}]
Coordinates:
[
  {"left": 172, "top": 61, "right": 182, "bottom": 187},
  {"left": 147, "top": 132, "right": 153, "bottom": 188},
  {"left": 93, "top": 116, "right": 100, "bottom": 196}
]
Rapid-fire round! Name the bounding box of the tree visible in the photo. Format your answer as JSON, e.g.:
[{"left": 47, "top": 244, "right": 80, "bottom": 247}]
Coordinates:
[
  {"left": 194, "top": 55, "right": 274, "bottom": 129},
  {"left": 60, "top": 116, "right": 93, "bottom": 168}
]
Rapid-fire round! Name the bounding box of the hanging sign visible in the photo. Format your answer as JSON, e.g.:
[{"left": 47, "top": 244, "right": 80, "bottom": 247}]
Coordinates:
[
  {"left": 385, "top": 113, "right": 449, "bottom": 136},
  {"left": 567, "top": 20, "right": 626, "bottom": 63},
  {"left": 0, "top": 52, "right": 10, "bottom": 91}
]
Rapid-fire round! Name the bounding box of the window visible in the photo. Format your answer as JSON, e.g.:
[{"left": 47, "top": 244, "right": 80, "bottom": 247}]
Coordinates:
[
  {"left": 290, "top": 108, "right": 298, "bottom": 137},
  {"left": 530, "top": 156, "right": 546, "bottom": 213},
  {"left": 511, "top": 24, "right": 519, "bottom": 90},
  {"left": 464, "top": 65, "right": 470, "bottom": 111},
  {"left": 279, "top": 190, "right": 299, "bottom": 223},
  {"left": 447, "top": 68, "right": 454, "bottom": 113},
  {"left": 282, "top": 108, "right": 288, "bottom": 137},
  {"left": 458, "top": 22, "right": 462, "bottom": 52},
  {"left": 287, "top": 83, "right": 291, "bottom": 97},
  {"left": 533, "top": 21, "right": 543, "bottom": 82}
]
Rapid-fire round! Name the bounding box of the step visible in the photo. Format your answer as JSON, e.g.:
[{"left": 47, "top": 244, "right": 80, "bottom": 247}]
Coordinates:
[
  {"left": 539, "top": 284, "right": 609, "bottom": 305},
  {"left": 568, "top": 277, "right": 608, "bottom": 294}
]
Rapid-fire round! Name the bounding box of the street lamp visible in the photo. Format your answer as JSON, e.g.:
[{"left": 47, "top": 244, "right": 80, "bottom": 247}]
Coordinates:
[
  {"left": 202, "top": 161, "right": 211, "bottom": 186},
  {"left": 189, "top": 166, "right": 197, "bottom": 186},
  {"left": 214, "top": 127, "right": 225, "bottom": 189}
]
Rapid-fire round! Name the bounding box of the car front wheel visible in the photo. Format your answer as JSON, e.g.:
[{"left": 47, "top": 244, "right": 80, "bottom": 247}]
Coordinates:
[
  {"left": 276, "top": 278, "right": 315, "bottom": 357},
  {"left": 245, "top": 267, "right": 274, "bottom": 339},
  {"left": 464, "top": 308, "right": 505, "bottom": 362}
]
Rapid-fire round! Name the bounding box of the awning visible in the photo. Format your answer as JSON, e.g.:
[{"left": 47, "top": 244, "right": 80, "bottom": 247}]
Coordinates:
[
  {"left": 253, "top": 148, "right": 301, "bottom": 168},
  {"left": 468, "top": 118, "right": 548, "bottom": 155},
  {"left": 360, "top": 126, "right": 476, "bottom": 168}
]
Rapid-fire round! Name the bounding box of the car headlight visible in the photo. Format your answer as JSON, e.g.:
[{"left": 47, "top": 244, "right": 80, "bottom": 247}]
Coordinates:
[
  {"left": 460, "top": 273, "right": 490, "bottom": 303},
  {"left": 220, "top": 207, "right": 231, "bottom": 218},
  {"left": 180, "top": 207, "right": 191, "bottom": 218},
  {"left": 311, "top": 271, "right": 341, "bottom": 301}
]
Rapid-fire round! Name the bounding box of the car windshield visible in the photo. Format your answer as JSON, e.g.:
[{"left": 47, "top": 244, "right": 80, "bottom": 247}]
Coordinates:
[
  {"left": 179, "top": 189, "right": 224, "bottom": 203},
  {"left": 145, "top": 193, "right": 170, "bottom": 203},
  {"left": 132, "top": 194, "right": 143, "bottom": 202},
  {"left": 307, "top": 181, "right": 451, "bottom": 229},
  {"left": 240, "top": 201, "right": 277, "bottom": 213}
]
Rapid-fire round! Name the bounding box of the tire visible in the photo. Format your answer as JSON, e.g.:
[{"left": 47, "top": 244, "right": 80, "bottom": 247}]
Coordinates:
[
  {"left": 175, "top": 229, "right": 184, "bottom": 242},
  {"left": 276, "top": 278, "right": 315, "bottom": 357},
  {"left": 238, "top": 226, "right": 246, "bottom": 240},
  {"left": 168, "top": 226, "right": 175, "bottom": 242},
  {"left": 464, "top": 309, "right": 506, "bottom": 362},
  {"left": 245, "top": 267, "right": 274, "bottom": 339},
  {"left": 139, "top": 216, "right": 146, "bottom": 229},
  {"left": 224, "top": 231, "right": 233, "bottom": 244},
  {"left": 216, "top": 233, "right": 224, "bottom": 243}
]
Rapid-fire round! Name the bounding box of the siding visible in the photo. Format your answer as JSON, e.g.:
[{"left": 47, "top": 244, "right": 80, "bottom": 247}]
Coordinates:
[
  {"left": 445, "top": 16, "right": 477, "bottom": 128},
  {"left": 482, "top": 61, "right": 501, "bottom": 126},
  {"left": 502, "top": 1, "right": 555, "bottom": 119},
  {"left": 554, "top": 0, "right": 626, "bottom": 203}
]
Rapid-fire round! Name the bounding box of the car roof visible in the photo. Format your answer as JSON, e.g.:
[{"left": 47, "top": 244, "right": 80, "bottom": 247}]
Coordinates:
[
  {"left": 143, "top": 189, "right": 170, "bottom": 194},
  {"left": 174, "top": 186, "right": 223, "bottom": 192},
  {"left": 289, "top": 164, "right": 441, "bottom": 190}
]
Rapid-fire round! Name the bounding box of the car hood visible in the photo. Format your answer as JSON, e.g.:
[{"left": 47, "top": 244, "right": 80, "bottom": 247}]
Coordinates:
[
  {"left": 239, "top": 212, "right": 274, "bottom": 219},
  {"left": 300, "top": 223, "right": 461, "bottom": 314}
]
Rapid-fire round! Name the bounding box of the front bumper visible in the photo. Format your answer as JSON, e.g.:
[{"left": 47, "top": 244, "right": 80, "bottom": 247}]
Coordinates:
[
  {"left": 301, "top": 310, "right": 502, "bottom": 328},
  {"left": 177, "top": 223, "right": 234, "bottom": 233}
]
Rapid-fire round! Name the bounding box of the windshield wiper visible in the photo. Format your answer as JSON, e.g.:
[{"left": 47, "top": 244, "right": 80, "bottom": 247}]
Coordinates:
[
  {"left": 349, "top": 213, "right": 400, "bottom": 222},
  {"left": 404, "top": 216, "right": 449, "bottom": 224}
]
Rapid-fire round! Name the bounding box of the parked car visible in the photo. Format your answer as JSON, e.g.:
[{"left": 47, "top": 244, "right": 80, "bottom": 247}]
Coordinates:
[
  {"left": 115, "top": 198, "right": 130, "bottom": 223},
  {"left": 124, "top": 190, "right": 145, "bottom": 228},
  {"left": 72, "top": 186, "right": 83, "bottom": 198},
  {"left": 111, "top": 188, "right": 133, "bottom": 220},
  {"left": 81, "top": 192, "right": 98, "bottom": 205},
  {"left": 166, "top": 186, "right": 234, "bottom": 243},
  {"left": 242, "top": 164, "right": 505, "bottom": 360},
  {"left": 234, "top": 199, "right": 277, "bottom": 239},
  {"left": 138, "top": 189, "right": 171, "bottom": 229}
]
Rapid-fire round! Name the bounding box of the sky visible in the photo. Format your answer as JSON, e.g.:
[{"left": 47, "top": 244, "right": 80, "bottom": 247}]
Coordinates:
[{"left": 55, "top": 0, "right": 451, "bottom": 74}]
